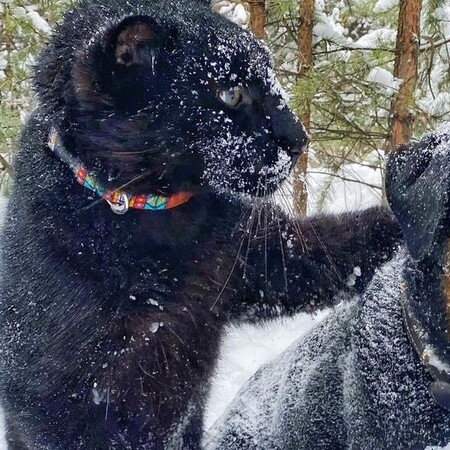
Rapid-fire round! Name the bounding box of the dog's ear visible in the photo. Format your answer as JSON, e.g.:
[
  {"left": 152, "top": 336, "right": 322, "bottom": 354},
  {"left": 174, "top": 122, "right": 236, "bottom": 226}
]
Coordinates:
[{"left": 385, "top": 134, "right": 450, "bottom": 260}]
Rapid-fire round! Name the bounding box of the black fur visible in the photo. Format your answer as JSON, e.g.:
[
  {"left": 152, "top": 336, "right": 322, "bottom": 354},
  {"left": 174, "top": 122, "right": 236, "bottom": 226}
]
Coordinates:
[
  {"left": 0, "top": 0, "right": 401, "bottom": 449},
  {"left": 387, "top": 133, "right": 450, "bottom": 375}
]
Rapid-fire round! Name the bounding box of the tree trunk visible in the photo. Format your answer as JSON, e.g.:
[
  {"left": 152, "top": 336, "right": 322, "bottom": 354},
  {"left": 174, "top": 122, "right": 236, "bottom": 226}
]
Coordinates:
[
  {"left": 248, "top": 0, "right": 266, "bottom": 39},
  {"left": 386, "top": 0, "right": 422, "bottom": 153},
  {"left": 293, "top": 0, "right": 314, "bottom": 216}
]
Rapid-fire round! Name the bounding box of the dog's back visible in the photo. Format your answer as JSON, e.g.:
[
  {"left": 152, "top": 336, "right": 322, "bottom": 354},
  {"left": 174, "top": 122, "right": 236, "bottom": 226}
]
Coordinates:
[{"left": 205, "top": 253, "right": 450, "bottom": 449}]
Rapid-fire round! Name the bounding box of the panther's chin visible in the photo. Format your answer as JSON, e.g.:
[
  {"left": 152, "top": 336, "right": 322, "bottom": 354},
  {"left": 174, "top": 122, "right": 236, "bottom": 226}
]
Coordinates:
[{"left": 212, "top": 174, "right": 288, "bottom": 198}]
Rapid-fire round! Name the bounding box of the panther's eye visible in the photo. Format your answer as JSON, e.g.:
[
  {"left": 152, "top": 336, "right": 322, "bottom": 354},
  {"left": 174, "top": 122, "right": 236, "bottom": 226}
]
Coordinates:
[{"left": 217, "top": 87, "right": 244, "bottom": 108}]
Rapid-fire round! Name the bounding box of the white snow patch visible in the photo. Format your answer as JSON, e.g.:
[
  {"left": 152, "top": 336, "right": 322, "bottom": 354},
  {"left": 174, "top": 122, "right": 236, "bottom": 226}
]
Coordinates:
[
  {"left": 150, "top": 322, "right": 161, "bottom": 333},
  {"left": 307, "top": 155, "right": 383, "bottom": 213},
  {"left": 0, "top": 407, "right": 6, "bottom": 450},
  {"left": 367, "top": 67, "right": 401, "bottom": 92},
  {"left": 213, "top": 0, "right": 249, "bottom": 28},
  {"left": 434, "top": 122, "right": 450, "bottom": 137},
  {"left": 0, "top": 196, "right": 13, "bottom": 450},
  {"left": 313, "top": 21, "right": 348, "bottom": 46},
  {"left": 374, "top": 0, "right": 398, "bottom": 13},
  {"left": 26, "top": 10, "right": 51, "bottom": 34},
  {"left": 0, "top": 52, "right": 7, "bottom": 71},
  {"left": 10, "top": 7, "right": 51, "bottom": 34},
  {"left": 260, "top": 149, "right": 291, "bottom": 178},
  {"left": 10, "top": 6, "right": 27, "bottom": 18},
  {"left": 205, "top": 310, "right": 329, "bottom": 428},
  {"left": 266, "top": 67, "right": 290, "bottom": 108},
  {"left": 422, "top": 93, "right": 450, "bottom": 118},
  {"left": 423, "top": 346, "right": 450, "bottom": 375},
  {"left": 0, "top": 196, "right": 9, "bottom": 225},
  {"left": 434, "top": 6, "right": 450, "bottom": 39},
  {"left": 426, "top": 444, "right": 450, "bottom": 450},
  {"left": 233, "top": 4, "right": 248, "bottom": 25},
  {"left": 313, "top": 5, "right": 350, "bottom": 47},
  {"left": 92, "top": 387, "right": 105, "bottom": 405},
  {"left": 352, "top": 28, "right": 396, "bottom": 48}
]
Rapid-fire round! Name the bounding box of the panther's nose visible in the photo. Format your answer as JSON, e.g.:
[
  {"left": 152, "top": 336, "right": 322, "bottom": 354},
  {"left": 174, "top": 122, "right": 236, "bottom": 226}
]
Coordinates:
[
  {"left": 270, "top": 107, "right": 310, "bottom": 160},
  {"left": 288, "top": 139, "right": 309, "bottom": 158}
]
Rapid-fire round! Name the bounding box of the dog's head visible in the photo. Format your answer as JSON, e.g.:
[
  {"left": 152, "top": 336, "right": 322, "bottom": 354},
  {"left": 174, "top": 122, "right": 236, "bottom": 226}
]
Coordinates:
[
  {"left": 386, "top": 127, "right": 450, "bottom": 411},
  {"left": 386, "top": 129, "right": 450, "bottom": 261}
]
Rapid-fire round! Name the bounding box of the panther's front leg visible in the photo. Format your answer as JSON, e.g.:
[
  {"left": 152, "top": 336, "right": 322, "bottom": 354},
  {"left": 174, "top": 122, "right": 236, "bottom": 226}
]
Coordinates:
[{"left": 227, "top": 205, "right": 402, "bottom": 320}]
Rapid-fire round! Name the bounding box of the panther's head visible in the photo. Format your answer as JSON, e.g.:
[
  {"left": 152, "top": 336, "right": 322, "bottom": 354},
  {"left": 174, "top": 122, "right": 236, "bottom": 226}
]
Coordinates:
[{"left": 35, "top": 0, "right": 308, "bottom": 198}]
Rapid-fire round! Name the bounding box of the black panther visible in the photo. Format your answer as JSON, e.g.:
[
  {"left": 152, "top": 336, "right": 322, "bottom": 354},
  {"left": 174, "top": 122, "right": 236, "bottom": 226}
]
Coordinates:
[
  {"left": 206, "top": 128, "right": 450, "bottom": 449},
  {"left": 0, "top": 0, "right": 400, "bottom": 448}
]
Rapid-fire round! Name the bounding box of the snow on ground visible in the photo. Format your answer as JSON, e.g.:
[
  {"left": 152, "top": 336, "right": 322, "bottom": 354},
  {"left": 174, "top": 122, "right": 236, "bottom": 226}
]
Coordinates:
[{"left": 205, "top": 310, "right": 329, "bottom": 428}]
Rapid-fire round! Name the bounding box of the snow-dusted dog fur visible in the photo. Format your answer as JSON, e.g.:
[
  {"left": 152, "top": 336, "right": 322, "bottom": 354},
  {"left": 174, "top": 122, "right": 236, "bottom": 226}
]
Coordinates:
[{"left": 206, "top": 128, "right": 450, "bottom": 449}]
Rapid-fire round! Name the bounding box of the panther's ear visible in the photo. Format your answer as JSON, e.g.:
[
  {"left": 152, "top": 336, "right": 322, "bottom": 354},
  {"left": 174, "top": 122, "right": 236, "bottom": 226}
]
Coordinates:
[
  {"left": 73, "top": 16, "right": 178, "bottom": 109},
  {"left": 105, "top": 16, "right": 177, "bottom": 67},
  {"left": 386, "top": 135, "right": 450, "bottom": 260},
  {"left": 114, "top": 19, "right": 157, "bottom": 66}
]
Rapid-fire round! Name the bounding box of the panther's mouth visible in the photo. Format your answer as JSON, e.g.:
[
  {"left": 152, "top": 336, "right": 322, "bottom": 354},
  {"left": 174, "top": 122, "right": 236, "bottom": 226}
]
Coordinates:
[
  {"left": 255, "top": 143, "right": 308, "bottom": 196},
  {"left": 253, "top": 150, "right": 291, "bottom": 195},
  {"left": 262, "top": 148, "right": 298, "bottom": 178}
]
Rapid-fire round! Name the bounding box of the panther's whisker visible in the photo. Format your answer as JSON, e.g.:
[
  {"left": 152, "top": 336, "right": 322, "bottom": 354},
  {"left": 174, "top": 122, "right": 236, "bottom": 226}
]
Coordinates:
[
  {"left": 274, "top": 184, "right": 308, "bottom": 253},
  {"left": 281, "top": 182, "right": 344, "bottom": 278},
  {"left": 305, "top": 219, "right": 343, "bottom": 282},
  {"left": 275, "top": 208, "right": 289, "bottom": 292},
  {"left": 278, "top": 180, "right": 342, "bottom": 280},
  {"left": 209, "top": 207, "right": 254, "bottom": 311},
  {"left": 105, "top": 385, "right": 110, "bottom": 421},
  {"left": 166, "top": 323, "right": 186, "bottom": 346},
  {"left": 159, "top": 340, "right": 170, "bottom": 373},
  {"left": 242, "top": 188, "right": 261, "bottom": 282}
]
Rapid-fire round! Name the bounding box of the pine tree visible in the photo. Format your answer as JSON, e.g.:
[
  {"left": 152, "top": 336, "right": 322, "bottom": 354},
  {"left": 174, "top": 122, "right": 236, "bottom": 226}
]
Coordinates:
[
  {"left": 0, "top": 0, "right": 68, "bottom": 190},
  {"left": 386, "top": 0, "right": 423, "bottom": 153},
  {"left": 248, "top": 0, "right": 266, "bottom": 38},
  {"left": 293, "top": 0, "right": 314, "bottom": 215}
]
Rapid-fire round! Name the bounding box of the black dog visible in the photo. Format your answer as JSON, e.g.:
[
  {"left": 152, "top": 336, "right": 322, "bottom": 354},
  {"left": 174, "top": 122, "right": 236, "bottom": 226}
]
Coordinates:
[
  {"left": 0, "top": 0, "right": 400, "bottom": 448},
  {"left": 206, "top": 129, "right": 450, "bottom": 449}
]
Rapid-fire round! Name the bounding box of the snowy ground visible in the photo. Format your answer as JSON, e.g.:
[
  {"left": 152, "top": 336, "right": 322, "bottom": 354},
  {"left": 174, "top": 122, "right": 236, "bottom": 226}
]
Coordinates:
[{"left": 205, "top": 310, "right": 329, "bottom": 428}]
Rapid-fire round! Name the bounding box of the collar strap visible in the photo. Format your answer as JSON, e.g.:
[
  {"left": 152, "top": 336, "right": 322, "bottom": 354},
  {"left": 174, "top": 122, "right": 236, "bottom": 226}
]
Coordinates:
[
  {"left": 47, "top": 127, "right": 193, "bottom": 214},
  {"left": 400, "top": 285, "right": 450, "bottom": 412}
]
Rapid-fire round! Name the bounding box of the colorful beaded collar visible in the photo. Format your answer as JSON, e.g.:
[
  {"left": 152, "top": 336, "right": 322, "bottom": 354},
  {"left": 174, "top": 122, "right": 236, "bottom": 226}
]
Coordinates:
[{"left": 47, "top": 127, "right": 193, "bottom": 214}]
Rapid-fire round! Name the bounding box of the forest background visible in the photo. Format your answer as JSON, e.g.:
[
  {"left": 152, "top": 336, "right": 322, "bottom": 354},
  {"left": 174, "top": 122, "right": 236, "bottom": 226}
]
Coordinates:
[{"left": 0, "top": 0, "right": 449, "bottom": 213}]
